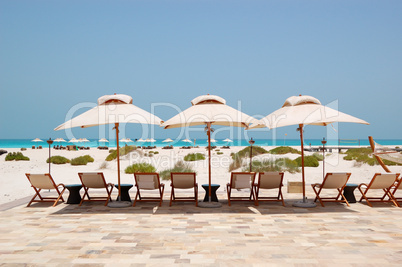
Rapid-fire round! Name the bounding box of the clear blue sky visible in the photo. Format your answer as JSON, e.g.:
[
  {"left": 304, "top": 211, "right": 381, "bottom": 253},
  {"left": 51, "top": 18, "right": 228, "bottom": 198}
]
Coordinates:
[{"left": 1, "top": 0, "right": 401, "bottom": 141}]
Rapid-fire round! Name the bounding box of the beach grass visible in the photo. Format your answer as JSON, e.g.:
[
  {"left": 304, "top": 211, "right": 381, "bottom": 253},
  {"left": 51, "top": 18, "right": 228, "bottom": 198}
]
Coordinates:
[
  {"left": 71, "top": 155, "right": 94, "bottom": 165},
  {"left": 184, "top": 153, "right": 206, "bottom": 161},
  {"left": 5, "top": 152, "right": 29, "bottom": 161},
  {"left": 46, "top": 155, "right": 70, "bottom": 164},
  {"left": 125, "top": 163, "right": 156, "bottom": 174},
  {"left": 268, "top": 146, "right": 301, "bottom": 155},
  {"left": 160, "top": 160, "right": 196, "bottom": 180}
]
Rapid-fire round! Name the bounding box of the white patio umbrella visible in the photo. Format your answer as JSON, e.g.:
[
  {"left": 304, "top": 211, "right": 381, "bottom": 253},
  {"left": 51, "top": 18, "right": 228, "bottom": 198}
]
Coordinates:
[
  {"left": 162, "top": 94, "right": 258, "bottom": 207},
  {"left": 32, "top": 138, "right": 43, "bottom": 142},
  {"left": 182, "top": 139, "right": 193, "bottom": 143},
  {"left": 99, "top": 138, "right": 109, "bottom": 142},
  {"left": 69, "top": 138, "right": 78, "bottom": 143},
  {"left": 162, "top": 138, "right": 173, "bottom": 143},
  {"left": 249, "top": 95, "right": 369, "bottom": 207},
  {"left": 223, "top": 138, "right": 233, "bottom": 142},
  {"left": 54, "top": 138, "right": 66, "bottom": 142},
  {"left": 210, "top": 139, "right": 217, "bottom": 143},
  {"left": 137, "top": 138, "right": 145, "bottom": 142},
  {"left": 55, "top": 94, "right": 163, "bottom": 207}
]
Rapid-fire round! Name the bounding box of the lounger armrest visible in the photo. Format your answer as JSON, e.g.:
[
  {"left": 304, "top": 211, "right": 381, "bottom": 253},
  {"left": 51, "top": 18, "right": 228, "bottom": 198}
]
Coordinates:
[
  {"left": 57, "top": 183, "right": 65, "bottom": 188},
  {"left": 311, "top": 183, "right": 321, "bottom": 188}
]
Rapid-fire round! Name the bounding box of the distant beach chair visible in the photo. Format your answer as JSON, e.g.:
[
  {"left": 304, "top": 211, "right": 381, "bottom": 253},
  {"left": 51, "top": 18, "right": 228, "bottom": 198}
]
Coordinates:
[
  {"left": 170, "top": 172, "right": 198, "bottom": 207},
  {"left": 227, "top": 172, "right": 256, "bottom": 206},
  {"left": 78, "top": 172, "right": 114, "bottom": 206},
  {"left": 133, "top": 173, "right": 165, "bottom": 207},
  {"left": 32, "top": 146, "right": 35, "bottom": 149},
  {"left": 254, "top": 172, "right": 285, "bottom": 206},
  {"left": 311, "top": 173, "right": 351, "bottom": 207},
  {"left": 358, "top": 173, "right": 400, "bottom": 207},
  {"left": 25, "top": 173, "right": 66, "bottom": 207}
]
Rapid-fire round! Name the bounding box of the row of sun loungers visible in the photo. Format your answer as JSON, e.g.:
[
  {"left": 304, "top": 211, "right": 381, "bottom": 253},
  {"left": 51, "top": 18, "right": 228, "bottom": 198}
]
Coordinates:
[
  {"left": 32, "top": 146, "right": 42, "bottom": 149},
  {"left": 25, "top": 172, "right": 402, "bottom": 208},
  {"left": 97, "top": 146, "right": 109, "bottom": 150}
]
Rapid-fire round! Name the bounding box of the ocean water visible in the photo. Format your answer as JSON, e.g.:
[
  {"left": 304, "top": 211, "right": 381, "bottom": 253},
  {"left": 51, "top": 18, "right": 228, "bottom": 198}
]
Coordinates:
[{"left": 1, "top": 139, "right": 402, "bottom": 149}]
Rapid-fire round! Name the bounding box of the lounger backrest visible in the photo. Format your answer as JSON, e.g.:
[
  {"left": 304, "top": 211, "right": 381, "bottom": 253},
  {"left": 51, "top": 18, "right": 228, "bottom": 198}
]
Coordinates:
[
  {"left": 79, "top": 173, "right": 106, "bottom": 188},
  {"left": 322, "top": 173, "right": 350, "bottom": 189},
  {"left": 135, "top": 173, "right": 159, "bottom": 189},
  {"left": 258, "top": 172, "right": 283, "bottom": 189},
  {"left": 370, "top": 173, "right": 398, "bottom": 189},
  {"left": 171, "top": 173, "right": 196, "bottom": 189},
  {"left": 27, "top": 174, "right": 55, "bottom": 189},
  {"left": 231, "top": 172, "right": 255, "bottom": 189}
]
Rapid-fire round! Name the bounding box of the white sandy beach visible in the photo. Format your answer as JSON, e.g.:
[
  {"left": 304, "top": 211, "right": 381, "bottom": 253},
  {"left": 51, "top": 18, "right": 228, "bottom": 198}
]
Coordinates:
[{"left": 1, "top": 146, "right": 401, "bottom": 206}]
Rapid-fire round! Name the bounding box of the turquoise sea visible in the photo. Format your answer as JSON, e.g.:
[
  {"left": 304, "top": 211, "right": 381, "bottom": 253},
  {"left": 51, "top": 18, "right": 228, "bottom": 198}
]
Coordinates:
[{"left": 1, "top": 139, "right": 402, "bottom": 149}]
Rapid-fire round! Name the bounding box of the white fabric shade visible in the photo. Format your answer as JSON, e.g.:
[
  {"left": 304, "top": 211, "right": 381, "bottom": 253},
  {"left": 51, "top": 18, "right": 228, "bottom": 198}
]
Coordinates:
[{"left": 162, "top": 138, "right": 173, "bottom": 143}]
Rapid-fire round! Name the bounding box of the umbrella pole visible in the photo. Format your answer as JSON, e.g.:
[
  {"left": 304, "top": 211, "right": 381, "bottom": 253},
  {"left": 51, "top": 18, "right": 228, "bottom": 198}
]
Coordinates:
[
  {"left": 107, "top": 123, "right": 131, "bottom": 208},
  {"left": 299, "top": 124, "right": 306, "bottom": 200},
  {"left": 115, "top": 123, "right": 121, "bottom": 200},
  {"left": 207, "top": 122, "right": 212, "bottom": 202},
  {"left": 198, "top": 122, "right": 222, "bottom": 208},
  {"left": 292, "top": 124, "right": 316, "bottom": 208}
]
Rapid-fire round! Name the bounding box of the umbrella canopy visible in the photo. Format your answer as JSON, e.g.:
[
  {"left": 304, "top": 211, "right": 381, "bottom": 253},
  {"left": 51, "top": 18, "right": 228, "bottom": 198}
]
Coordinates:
[
  {"left": 32, "top": 138, "right": 43, "bottom": 142},
  {"left": 223, "top": 138, "right": 233, "bottom": 142},
  {"left": 99, "top": 138, "right": 109, "bottom": 142},
  {"left": 210, "top": 139, "right": 217, "bottom": 143},
  {"left": 55, "top": 94, "right": 163, "bottom": 205},
  {"left": 182, "top": 139, "right": 193, "bottom": 143},
  {"left": 162, "top": 138, "right": 173, "bottom": 143},
  {"left": 162, "top": 94, "right": 258, "bottom": 206},
  {"left": 69, "top": 138, "right": 78, "bottom": 143},
  {"left": 249, "top": 95, "right": 369, "bottom": 207},
  {"left": 149, "top": 138, "right": 156, "bottom": 142},
  {"left": 54, "top": 138, "right": 66, "bottom": 142},
  {"left": 137, "top": 138, "right": 146, "bottom": 142}
]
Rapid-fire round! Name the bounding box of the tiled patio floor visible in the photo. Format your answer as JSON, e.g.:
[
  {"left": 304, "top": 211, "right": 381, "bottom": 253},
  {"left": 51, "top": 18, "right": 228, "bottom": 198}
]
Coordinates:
[{"left": 1, "top": 189, "right": 402, "bottom": 266}]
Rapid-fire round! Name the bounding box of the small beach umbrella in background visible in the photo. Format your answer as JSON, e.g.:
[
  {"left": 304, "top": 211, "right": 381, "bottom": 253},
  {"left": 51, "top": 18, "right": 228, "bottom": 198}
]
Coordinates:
[
  {"left": 223, "top": 138, "right": 233, "bottom": 142},
  {"left": 210, "top": 139, "right": 217, "bottom": 143},
  {"left": 55, "top": 93, "right": 163, "bottom": 207},
  {"left": 69, "top": 138, "right": 78, "bottom": 143},
  {"left": 249, "top": 95, "right": 369, "bottom": 208},
  {"left": 31, "top": 138, "right": 43, "bottom": 148},
  {"left": 99, "top": 138, "right": 109, "bottom": 147},
  {"left": 162, "top": 94, "right": 258, "bottom": 208},
  {"left": 54, "top": 138, "right": 66, "bottom": 143},
  {"left": 162, "top": 138, "right": 173, "bottom": 143},
  {"left": 182, "top": 138, "right": 193, "bottom": 143}
]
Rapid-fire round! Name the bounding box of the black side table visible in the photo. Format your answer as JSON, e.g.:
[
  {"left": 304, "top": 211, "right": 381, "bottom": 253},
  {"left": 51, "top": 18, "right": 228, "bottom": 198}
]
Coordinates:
[
  {"left": 115, "top": 184, "right": 133, "bottom": 202},
  {"left": 343, "top": 184, "right": 358, "bottom": 203},
  {"left": 202, "top": 184, "right": 220, "bottom": 202},
  {"left": 65, "top": 184, "right": 82, "bottom": 204}
]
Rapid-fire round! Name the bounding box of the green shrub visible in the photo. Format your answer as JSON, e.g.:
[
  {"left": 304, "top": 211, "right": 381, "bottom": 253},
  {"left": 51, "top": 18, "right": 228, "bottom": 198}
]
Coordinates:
[
  {"left": 217, "top": 152, "right": 223, "bottom": 155},
  {"left": 153, "top": 151, "right": 159, "bottom": 154},
  {"left": 295, "top": 156, "right": 319, "bottom": 167},
  {"left": 70, "top": 155, "right": 94, "bottom": 166},
  {"left": 5, "top": 152, "right": 30, "bottom": 161},
  {"left": 125, "top": 163, "right": 156, "bottom": 174},
  {"left": 342, "top": 148, "right": 400, "bottom": 166},
  {"left": 46, "top": 156, "right": 70, "bottom": 164},
  {"left": 268, "top": 146, "right": 301, "bottom": 155},
  {"left": 312, "top": 153, "right": 324, "bottom": 161},
  {"left": 160, "top": 161, "right": 196, "bottom": 180},
  {"left": 106, "top": 146, "right": 137, "bottom": 161},
  {"left": 242, "top": 158, "right": 300, "bottom": 173},
  {"left": 184, "top": 153, "right": 206, "bottom": 161},
  {"left": 231, "top": 146, "right": 268, "bottom": 160}
]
